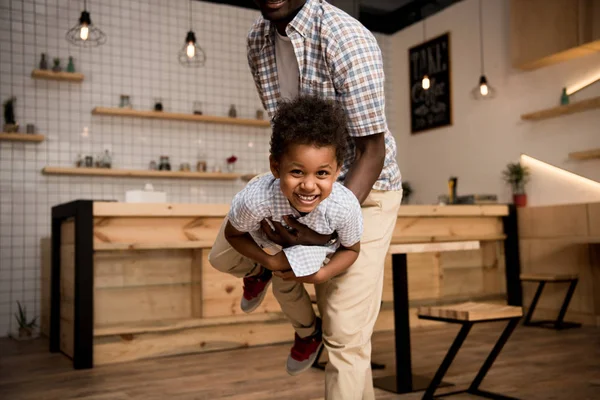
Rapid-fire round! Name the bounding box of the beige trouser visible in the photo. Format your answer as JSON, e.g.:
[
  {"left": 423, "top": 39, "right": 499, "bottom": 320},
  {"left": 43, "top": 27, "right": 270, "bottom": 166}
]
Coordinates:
[{"left": 208, "top": 189, "right": 402, "bottom": 400}]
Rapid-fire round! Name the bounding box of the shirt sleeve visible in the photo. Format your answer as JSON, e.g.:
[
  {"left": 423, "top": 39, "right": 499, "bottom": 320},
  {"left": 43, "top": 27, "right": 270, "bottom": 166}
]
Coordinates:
[
  {"left": 283, "top": 245, "right": 332, "bottom": 277},
  {"left": 335, "top": 196, "right": 363, "bottom": 247},
  {"left": 227, "top": 189, "right": 261, "bottom": 233},
  {"left": 330, "top": 34, "right": 387, "bottom": 137}
]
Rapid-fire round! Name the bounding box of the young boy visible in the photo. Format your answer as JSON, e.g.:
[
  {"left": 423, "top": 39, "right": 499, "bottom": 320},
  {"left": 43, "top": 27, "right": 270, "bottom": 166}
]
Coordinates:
[{"left": 209, "top": 95, "right": 363, "bottom": 376}]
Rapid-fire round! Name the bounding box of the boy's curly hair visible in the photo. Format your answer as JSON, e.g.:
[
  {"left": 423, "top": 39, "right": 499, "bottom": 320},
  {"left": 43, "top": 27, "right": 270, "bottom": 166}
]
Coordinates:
[{"left": 270, "top": 95, "right": 348, "bottom": 165}]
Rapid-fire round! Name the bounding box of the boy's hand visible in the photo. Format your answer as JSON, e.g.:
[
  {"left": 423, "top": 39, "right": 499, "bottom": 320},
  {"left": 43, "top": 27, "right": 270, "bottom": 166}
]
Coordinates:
[
  {"left": 273, "top": 268, "right": 329, "bottom": 284},
  {"left": 265, "top": 251, "right": 292, "bottom": 272},
  {"left": 260, "top": 216, "right": 334, "bottom": 247}
]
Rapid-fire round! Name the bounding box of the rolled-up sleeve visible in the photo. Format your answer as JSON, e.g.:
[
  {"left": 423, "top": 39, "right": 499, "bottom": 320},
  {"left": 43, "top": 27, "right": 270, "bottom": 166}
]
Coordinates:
[{"left": 331, "top": 34, "right": 388, "bottom": 137}]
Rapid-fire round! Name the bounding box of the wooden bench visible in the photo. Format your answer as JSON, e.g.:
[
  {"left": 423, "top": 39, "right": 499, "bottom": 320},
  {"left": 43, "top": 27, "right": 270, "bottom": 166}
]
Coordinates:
[
  {"left": 520, "top": 273, "right": 581, "bottom": 330},
  {"left": 417, "top": 302, "right": 523, "bottom": 399}
]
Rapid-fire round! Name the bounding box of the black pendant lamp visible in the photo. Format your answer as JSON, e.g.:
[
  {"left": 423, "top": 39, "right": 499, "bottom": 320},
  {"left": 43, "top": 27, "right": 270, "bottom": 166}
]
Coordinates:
[
  {"left": 178, "top": 0, "right": 206, "bottom": 68},
  {"left": 65, "top": 0, "right": 106, "bottom": 47},
  {"left": 471, "top": 0, "right": 496, "bottom": 100}
]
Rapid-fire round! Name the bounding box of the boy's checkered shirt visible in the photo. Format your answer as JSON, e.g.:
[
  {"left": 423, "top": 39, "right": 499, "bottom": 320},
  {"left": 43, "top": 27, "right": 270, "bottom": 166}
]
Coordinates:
[
  {"left": 247, "top": 0, "right": 402, "bottom": 191},
  {"left": 228, "top": 173, "right": 363, "bottom": 277}
]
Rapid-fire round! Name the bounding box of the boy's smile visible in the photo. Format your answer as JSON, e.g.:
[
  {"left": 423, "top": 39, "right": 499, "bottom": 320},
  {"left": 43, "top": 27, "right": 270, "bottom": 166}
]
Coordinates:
[{"left": 271, "top": 143, "right": 340, "bottom": 213}]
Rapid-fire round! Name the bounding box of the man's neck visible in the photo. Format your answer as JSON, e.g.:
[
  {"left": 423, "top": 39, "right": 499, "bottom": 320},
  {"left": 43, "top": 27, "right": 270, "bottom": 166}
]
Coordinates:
[{"left": 272, "top": 1, "right": 307, "bottom": 36}]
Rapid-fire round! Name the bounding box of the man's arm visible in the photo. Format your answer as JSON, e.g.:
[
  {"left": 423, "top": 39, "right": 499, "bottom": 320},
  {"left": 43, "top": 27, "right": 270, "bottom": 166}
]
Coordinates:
[
  {"left": 343, "top": 133, "right": 385, "bottom": 204},
  {"left": 224, "top": 221, "right": 291, "bottom": 272}
]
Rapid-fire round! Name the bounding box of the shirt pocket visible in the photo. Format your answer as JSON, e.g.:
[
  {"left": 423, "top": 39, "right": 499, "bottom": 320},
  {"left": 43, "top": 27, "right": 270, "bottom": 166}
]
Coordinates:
[{"left": 300, "top": 76, "right": 336, "bottom": 100}]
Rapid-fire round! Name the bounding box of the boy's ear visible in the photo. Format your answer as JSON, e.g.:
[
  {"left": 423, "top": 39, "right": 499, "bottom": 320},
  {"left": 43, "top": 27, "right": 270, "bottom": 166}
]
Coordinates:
[{"left": 269, "top": 155, "right": 280, "bottom": 178}]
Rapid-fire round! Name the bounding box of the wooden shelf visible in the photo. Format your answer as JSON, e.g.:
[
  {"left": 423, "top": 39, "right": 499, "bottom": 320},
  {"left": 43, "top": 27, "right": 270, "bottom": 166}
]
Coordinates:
[
  {"left": 41, "top": 166, "right": 242, "bottom": 180},
  {"left": 91, "top": 107, "right": 270, "bottom": 128},
  {"left": 521, "top": 96, "right": 600, "bottom": 121},
  {"left": 95, "top": 240, "right": 214, "bottom": 251},
  {"left": 31, "top": 69, "right": 84, "bottom": 82},
  {"left": 0, "top": 133, "right": 45, "bottom": 142},
  {"left": 568, "top": 148, "right": 600, "bottom": 160}
]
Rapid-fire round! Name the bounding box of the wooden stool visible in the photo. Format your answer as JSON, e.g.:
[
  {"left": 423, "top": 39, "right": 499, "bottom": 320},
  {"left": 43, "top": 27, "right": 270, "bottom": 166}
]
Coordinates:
[
  {"left": 520, "top": 273, "right": 581, "bottom": 330},
  {"left": 418, "top": 302, "right": 523, "bottom": 400},
  {"left": 308, "top": 295, "right": 385, "bottom": 371}
]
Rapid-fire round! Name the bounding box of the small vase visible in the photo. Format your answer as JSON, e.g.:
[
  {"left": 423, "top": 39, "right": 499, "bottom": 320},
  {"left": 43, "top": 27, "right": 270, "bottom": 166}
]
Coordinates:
[
  {"left": 560, "top": 88, "right": 569, "bottom": 105},
  {"left": 226, "top": 163, "right": 235, "bottom": 172},
  {"left": 39, "top": 53, "right": 48, "bottom": 70},
  {"left": 228, "top": 104, "right": 237, "bottom": 118},
  {"left": 513, "top": 193, "right": 527, "bottom": 207},
  {"left": 66, "top": 56, "right": 75, "bottom": 73}
]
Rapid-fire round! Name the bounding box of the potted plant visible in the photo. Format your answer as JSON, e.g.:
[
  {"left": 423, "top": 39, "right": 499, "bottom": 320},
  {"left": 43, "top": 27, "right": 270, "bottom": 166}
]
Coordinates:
[
  {"left": 3, "top": 97, "right": 18, "bottom": 133},
  {"left": 401, "top": 181, "right": 413, "bottom": 204},
  {"left": 502, "top": 162, "right": 531, "bottom": 207},
  {"left": 13, "top": 301, "right": 37, "bottom": 340}
]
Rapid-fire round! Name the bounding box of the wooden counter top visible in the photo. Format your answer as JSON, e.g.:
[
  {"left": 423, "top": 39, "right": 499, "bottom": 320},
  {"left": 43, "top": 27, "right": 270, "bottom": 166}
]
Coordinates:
[{"left": 93, "top": 202, "right": 508, "bottom": 218}]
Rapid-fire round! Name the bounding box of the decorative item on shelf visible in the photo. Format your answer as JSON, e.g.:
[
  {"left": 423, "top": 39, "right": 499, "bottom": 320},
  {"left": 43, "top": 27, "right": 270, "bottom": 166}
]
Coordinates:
[
  {"left": 154, "top": 98, "right": 163, "bottom": 112},
  {"left": 502, "top": 162, "right": 530, "bottom": 207},
  {"left": 196, "top": 160, "right": 207, "bottom": 172},
  {"left": 39, "top": 53, "right": 48, "bottom": 70},
  {"left": 193, "top": 101, "right": 203, "bottom": 115},
  {"left": 471, "top": 0, "right": 496, "bottom": 100},
  {"left": 226, "top": 155, "right": 238, "bottom": 172},
  {"left": 52, "top": 58, "right": 62, "bottom": 72},
  {"left": 100, "top": 149, "right": 112, "bottom": 168},
  {"left": 85, "top": 155, "right": 94, "bottom": 167},
  {"left": 119, "top": 95, "right": 131, "bottom": 108},
  {"left": 448, "top": 176, "right": 458, "bottom": 204},
  {"left": 158, "top": 156, "right": 171, "bottom": 171},
  {"left": 256, "top": 109, "right": 264, "bottom": 120},
  {"left": 75, "top": 153, "right": 84, "bottom": 167},
  {"left": 560, "top": 87, "right": 570, "bottom": 105},
  {"left": 13, "top": 301, "right": 37, "bottom": 341},
  {"left": 149, "top": 160, "right": 158, "bottom": 170},
  {"left": 3, "top": 97, "right": 18, "bottom": 133},
  {"left": 66, "top": 56, "right": 75, "bottom": 73},
  {"left": 26, "top": 124, "right": 35, "bottom": 134},
  {"left": 178, "top": 0, "right": 206, "bottom": 68},
  {"left": 401, "top": 181, "right": 412, "bottom": 204},
  {"left": 65, "top": 0, "right": 107, "bottom": 47},
  {"left": 228, "top": 104, "right": 237, "bottom": 118},
  {"left": 180, "top": 162, "right": 191, "bottom": 172}
]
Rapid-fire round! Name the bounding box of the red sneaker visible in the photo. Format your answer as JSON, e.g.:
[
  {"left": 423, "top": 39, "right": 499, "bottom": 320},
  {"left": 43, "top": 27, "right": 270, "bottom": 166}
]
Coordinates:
[
  {"left": 286, "top": 320, "right": 323, "bottom": 376},
  {"left": 240, "top": 267, "right": 272, "bottom": 313}
]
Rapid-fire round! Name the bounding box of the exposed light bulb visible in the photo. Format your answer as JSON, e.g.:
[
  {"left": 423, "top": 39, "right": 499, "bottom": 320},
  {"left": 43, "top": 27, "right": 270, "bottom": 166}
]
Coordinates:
[
  {"left": 186, "top": 42, "right": 195, "bottom": 58},
  {"left": 80, "top": 24, "right": 89, "bottom": 40},
  {"left": 479, "top": 83, "right": 489, "bottom": 96},
  {"left": 422, "top": 75, "right": 430, "bottom": 90}
]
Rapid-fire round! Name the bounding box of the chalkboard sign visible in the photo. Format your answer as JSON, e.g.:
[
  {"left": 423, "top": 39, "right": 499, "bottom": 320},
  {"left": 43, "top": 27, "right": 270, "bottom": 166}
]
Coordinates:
[{"left": 408, "top": 32, "right": 452, "bottom": 134}]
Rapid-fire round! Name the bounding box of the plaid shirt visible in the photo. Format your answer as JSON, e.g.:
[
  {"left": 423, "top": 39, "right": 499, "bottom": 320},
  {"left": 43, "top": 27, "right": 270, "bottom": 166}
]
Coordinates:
[
  {"left": 228, "top": 173, "right": 363, "bottom": 277},
  {"left": 247, "top": 0, "right": 401, "bottom": 191}
]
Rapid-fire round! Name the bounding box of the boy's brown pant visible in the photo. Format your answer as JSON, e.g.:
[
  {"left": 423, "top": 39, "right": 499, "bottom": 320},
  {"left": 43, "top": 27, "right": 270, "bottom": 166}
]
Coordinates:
[{"left": 208, "top": 189, "right": 402, "bottom": 400}]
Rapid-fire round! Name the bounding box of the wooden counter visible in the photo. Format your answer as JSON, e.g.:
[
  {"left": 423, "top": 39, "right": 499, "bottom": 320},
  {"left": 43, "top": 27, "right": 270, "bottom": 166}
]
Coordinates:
[{"left": 47, "top": 201, "right": 517, "bottom": 369}]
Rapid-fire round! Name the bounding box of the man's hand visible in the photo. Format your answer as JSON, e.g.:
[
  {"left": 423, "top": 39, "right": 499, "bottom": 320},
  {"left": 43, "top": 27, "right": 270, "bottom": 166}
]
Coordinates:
[
  {"left": 260, "top": 215, "right": 333, "bottom": 248},
  {"left": 273, "top": 268, "right": 329, "bottom": 284},
  {"left": 265, "top": 251, "right": 292, "bottom": 272}
]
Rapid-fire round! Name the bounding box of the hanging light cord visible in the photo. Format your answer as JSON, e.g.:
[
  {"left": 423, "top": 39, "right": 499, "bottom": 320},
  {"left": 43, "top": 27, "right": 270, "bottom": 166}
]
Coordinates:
[
  {"left": 422, "top": 15, "right": 426, "bottom": 41},
  {"left": 84, "top": 0, "right": 87, "bottom": 11},
  {"left": 189, "top": 0, "right": 192, "bottom": 31},
  {"left": 478, "top": 0, "right": 484, "bottom": 75}
]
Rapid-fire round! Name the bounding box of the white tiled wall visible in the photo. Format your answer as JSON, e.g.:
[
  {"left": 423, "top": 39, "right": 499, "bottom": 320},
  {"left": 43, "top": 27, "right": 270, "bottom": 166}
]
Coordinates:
[{"left": 0, "top": 0, "right": 394, "bottom": 337}]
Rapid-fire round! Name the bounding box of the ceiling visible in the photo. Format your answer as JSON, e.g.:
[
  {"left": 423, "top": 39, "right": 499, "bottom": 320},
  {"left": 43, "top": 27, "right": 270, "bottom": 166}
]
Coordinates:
[{"left": 199, "top": 0, "right": 463, "bottom": 34}]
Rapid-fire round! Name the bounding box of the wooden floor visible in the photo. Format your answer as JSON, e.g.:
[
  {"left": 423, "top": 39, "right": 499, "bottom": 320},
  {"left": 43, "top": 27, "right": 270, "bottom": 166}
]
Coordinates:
[{"left": 1, "top": 323, "right": 599, "bottom": 400}]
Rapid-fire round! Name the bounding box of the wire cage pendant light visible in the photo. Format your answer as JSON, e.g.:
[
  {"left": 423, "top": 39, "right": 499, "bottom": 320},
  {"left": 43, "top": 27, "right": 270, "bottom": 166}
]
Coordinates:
[
  {"left": 471, "top": 0, "right": 496, "bottom": 100},
  {"left": 65, "top": 0, "right": 106, "bottom": 47},
  {"left": 178, "top": 0, "right": 206, "bottom": 67}
]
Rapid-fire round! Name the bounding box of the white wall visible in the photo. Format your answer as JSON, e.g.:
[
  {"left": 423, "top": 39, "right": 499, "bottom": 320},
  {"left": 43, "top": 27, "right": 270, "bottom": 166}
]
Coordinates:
[
  {"left": 0, "top": 0, "right": 393, "bottom": 337},
  {"left": 390, "top": 0, "right": 600, "bottom": 205}
]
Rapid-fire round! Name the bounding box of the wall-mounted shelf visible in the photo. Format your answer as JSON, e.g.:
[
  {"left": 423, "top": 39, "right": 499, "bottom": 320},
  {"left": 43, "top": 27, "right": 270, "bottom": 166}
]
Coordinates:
[
  {"left": 91, "top": 107, "right": 270, "bottom": 128},
  {"left": 31, "top": 69, "right": 84, "bottom": 82},
  {"left": 41, "top": 166, "right": 242, "bottom": 180},
  {"left": 520, "top": 96, "right": 600, "bottom": 121},
  {"left": 568, "top": 148, "right": 600, "bottom": 160},
  {"left": 0, "top": 133, "right": 45, "bottom": 142}
]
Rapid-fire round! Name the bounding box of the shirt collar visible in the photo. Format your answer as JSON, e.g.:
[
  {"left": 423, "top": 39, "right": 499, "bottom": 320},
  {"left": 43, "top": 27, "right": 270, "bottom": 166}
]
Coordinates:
[{"left": 262, "top": 0, "right": 319, "bottom": 41}]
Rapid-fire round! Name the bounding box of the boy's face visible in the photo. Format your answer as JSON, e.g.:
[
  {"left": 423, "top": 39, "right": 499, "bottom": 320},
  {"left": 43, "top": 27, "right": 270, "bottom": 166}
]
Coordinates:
[{"left": 270, "top": 144, "right": 340, "bottom": 213}]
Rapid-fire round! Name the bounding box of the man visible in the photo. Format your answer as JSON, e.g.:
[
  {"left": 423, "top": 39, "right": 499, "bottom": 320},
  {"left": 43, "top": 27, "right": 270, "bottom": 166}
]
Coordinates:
[{"left": 211, "top": 0, "right": 402, "bottom": 399}]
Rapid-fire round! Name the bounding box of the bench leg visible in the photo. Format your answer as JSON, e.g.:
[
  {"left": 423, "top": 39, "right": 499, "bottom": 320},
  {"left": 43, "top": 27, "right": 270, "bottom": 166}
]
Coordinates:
[
  {"left": 424, "top": 318, "right": 521, "bottom": 400},
  {"left": 523, "top": 281, "right": 545, "bottom": 325},
  {"left": 422, "top": 322, "right": 473, "bottom": 399},
  {"left": 523, "top": 280, "right": 581, "bottom": 330}
]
